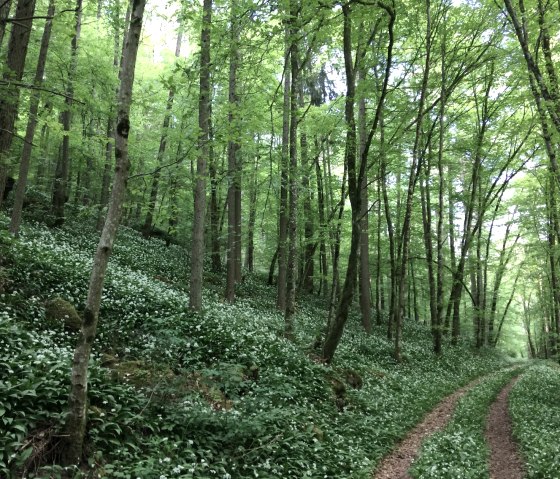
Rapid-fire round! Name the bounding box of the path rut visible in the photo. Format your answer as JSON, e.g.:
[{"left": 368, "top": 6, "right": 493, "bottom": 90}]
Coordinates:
[{"left": 372, "top": 377, "right": 483, "bottom": 479}]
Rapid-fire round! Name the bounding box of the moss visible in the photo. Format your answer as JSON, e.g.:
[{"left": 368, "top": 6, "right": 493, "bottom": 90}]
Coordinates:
[
  {"left": 44, "top": 297, "right": 81, "bottom": 332},
  {"left": 108, "top": 359, "right": 175, "bottom": 386}
]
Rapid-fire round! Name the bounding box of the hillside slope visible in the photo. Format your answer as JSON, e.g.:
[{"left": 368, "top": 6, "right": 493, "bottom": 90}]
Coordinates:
[{"left": 0, "top": 216, "right": 512, "bottom": 478}]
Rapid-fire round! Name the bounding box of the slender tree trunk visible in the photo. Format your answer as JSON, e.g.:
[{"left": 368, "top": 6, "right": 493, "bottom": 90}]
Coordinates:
[
  {"left": 395, "top": 0, "right": 431, "bottom": 361},
  {"left": 209, "top": 105, "right": 222, "bottom": 271},
  {"left": 268, "top": 246, "right": 278, "bottom": 285},
  {"left": 323, "top": 2, "right": 394, "bottom": 362},
  {"left": 375, "top": 176, "right": 383, "bottom": 324},
  {"left": 97, "top": 1, "right": 130, "bottom": 231},
  {"left": 380, "top": 112, "right": 396, "bottom": 338},
  {"left": 284, "top": 2, "right": 299, "bottom": 338},
  {"left": 358, "top": 66, "right": 371, "bottom": 333},
  {"left": 245, "top": 143, "right": 259, "bottom": 271},
  {"left": 276, "top": 29, "right": 290, "bottom": 311},
  {"left": 315, "top": 146, "right": 328, "bottom": 296},
  {"left": 444, "top": 164, "right": 457, "bottom": 333},
  {"left": 62, "top": 0, "right": 146, "bottom": 464},
  {"left": 226, "top": 4, "right": 241, "bottom": 303},
  {"left": 35, "top": 120, "right": 50, "bottom": 191},
  {"left": 420, "top": 152, "right": 438, "bottom": 347},
  {"left": 0, "top": 0, "right": 36, "bottom": 208},
  {"left": 300, "top": 85, "right": 314, "bottom": 294},
  {"left": 0, "top": 0, "right": 11, "bottom": 51},
  {"left": 142, "top": 28, "right": 182, "bottom": 237},
  {"left": 9, "top": 0, "right": 55, "bottom": 236},
  {"left": 166, "top": 138, "right": 183, "bottom": 246},
  {"left": 434, "top": 26, "right": 446, "bottom": 354},
  {"left": 189, "top": 0, "right": 212, "bottom": 311},
  {"left": 52, "top": 0, "right": 82, "bottom": 226}
]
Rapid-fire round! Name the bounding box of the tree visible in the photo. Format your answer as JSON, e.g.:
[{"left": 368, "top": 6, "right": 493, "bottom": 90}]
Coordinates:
[
  {"left": 52, "top": 0, "right": 83, "bottom": 226},
  {"left": 189, "top": 0, "right": 212, "bottom": 311},
  {"left": 225, "top": 0, "right": 242, "bottom": 303},
  {"left": 322, "top": 0, "right": 395, "bottom": 363},
  {"left": 9, "top": 0, "right": 55, "bottom": 236},
  {"left": 0, "top": 0, "right": 36, "bottom": 209},
  {"left": 142, "top": 26, "right": 182, "bottom": 237},
  {"left": 62, "top": 0, "right": 147, "bottom": 465}
]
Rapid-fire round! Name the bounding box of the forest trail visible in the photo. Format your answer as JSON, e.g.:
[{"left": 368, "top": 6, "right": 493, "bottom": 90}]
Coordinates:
[
  {"left": 372, "top": 376, "right": 484, "bottom": 479},
  {"left": 486, "top": 376, "right": 525, "bottom": 479},
  {"left": 372, "top": 372, "right": 526, "bottom": 479}
]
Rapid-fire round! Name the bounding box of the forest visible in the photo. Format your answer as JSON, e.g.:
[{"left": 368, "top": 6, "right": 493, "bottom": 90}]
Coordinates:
[{"left": 1, "top": 0, "right": 560, "bottom": 477}]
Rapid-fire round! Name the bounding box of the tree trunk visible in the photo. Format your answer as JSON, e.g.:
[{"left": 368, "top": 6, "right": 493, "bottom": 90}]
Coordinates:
[
  {"left": 189, "top": 0, "right": 212, "bottom": 311},
  {"left": 300, "top": 86, "right": 314, "bottom": 294},
  {"left": 209, "top": 105, "right": 222, "bottom": 271},
  {"left": 284, "top": 2, "right": 299, "bottom": 338},
  {"left": 358, "top": 66, "right": 371, "bottom": 334},
  {"left": 0, "top": 0, "right": 11, "bottom": 51},
  {"left": 276, "top": 28, "right": 290, "bottom": 311},
  {"left": 322, "top": 2, "right": 394, "bottom": 362},
  {"left": 245, "top": 141, "right": 259, "bottom": 272},
  {"left": 394, "top": 0, "right": 431, "bottom": 361},
  {"left": 0, "top": 0, "right": 36, "bottom": 209},
  {"left": 62, "top": 0, "right": 146, "bottom": 465},
  {"left": 97, "top": 1, "right": 131, "bottom": 231},
  {"left": 52, "top": 0, "right": 82, "bottom": 226},
  {"left": 142, "top": 28, "right": 182, "bottom": 237},
  {"left": 226, "top": 4, "right": 241, "bottom": 303},
  {"left": 315, "top": 149, "right": 328, "bottom": 296},
  {"left": 9, "top": 0, "right": 55, "bottom": 236}
]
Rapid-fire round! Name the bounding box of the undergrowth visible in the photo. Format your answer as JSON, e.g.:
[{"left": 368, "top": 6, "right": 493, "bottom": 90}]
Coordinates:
[
  {"left": 509, "top": 363, "right": 560, "bottom": 479},
  {"left": 0, "top": 215, "right": 511, "bottom": 478}
]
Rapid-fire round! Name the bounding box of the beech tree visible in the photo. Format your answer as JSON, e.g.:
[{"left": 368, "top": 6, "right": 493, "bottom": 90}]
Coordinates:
[
  {"left": 189, "top": 0, "right": 212, "bottom": 311},
  {"left": 52, "top": 0, "right": 82, "bottom": 226},
  {"left": 62, "top": 0, "right": 146, "bottom": 464},
  {"left": 0, "top": 0, "right": 36, "bottom": 209},
  {"left": 9, "top": 0, "right": 55, "bottom": 236}
]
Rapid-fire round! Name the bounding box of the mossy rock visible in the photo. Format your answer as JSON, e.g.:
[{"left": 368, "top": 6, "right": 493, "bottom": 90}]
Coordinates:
[{"left": 45, "top": 297, "right": 82, "bottom": 332}]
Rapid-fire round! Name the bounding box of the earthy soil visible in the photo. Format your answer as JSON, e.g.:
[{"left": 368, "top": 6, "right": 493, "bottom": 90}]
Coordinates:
[
  {"left": 486, "top": 377, "right": 525, "bottom": 479},
  {"left": 372, "top": 377, "right": 483, "bottom": 479}
]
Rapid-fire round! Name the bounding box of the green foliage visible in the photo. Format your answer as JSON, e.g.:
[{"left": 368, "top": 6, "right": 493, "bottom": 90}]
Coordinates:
[
  {"left": 0, "top": 215, "right": 511, "bottom": 478},
  {"left": 509, "top": 363, "right": 560, "bottom": 479},
  {"left": 409, "top": 367, "right": 522, "bottom": 479}
]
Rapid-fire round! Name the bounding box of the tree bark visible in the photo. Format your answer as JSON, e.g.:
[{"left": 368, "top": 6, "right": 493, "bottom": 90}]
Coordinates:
[
  {"left": 52, "top": 0, "right": 82, "bottom": 226},
  {"left": 276, "top": 27, "right": 290, "bottom": 311},
  {"left": 284, "top": 1, "right": 299, "bottom": 338},
  {"left": 62, "top": 0, "right": 146, "bottom": 465},
  {"left": 394, "top": 0, "right": 431, "bottom": 362},
  {"left": 142, "top": 28, "right": 182, "bottom": 237},
  {"left": 9, "top": 0, "right": 55, "bottom": 236},
  {"left": 0, "top": 0, "right": 36, "bottom": 209},
  {"left": 323, "top": 2, "right": 394, "bottom": 362},
  {"left": 189, "top": 0, "right": 212, "bottom": 311},
  {"left": 315, "top": 147, "right": 328, "bottom": 296},
  {"left": 226, "top": 3, "right": 241, "bottom": 303},
  {"left": 97, "top": 0, "right": 130, "bottom": 231},
  {"left": 245, "top": 140, "right": 259, "bottom": 272},
  {"left": 358, "top": 65, "right": 371, "bottom": 334},
  {"left": 0, "top": 0, "right": 11, "bottom": 51}
]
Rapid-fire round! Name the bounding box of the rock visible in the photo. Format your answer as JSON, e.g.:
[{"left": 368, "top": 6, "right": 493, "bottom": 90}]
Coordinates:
[{"left": 45, "top": 297, "right": 82, "bottom": 332}]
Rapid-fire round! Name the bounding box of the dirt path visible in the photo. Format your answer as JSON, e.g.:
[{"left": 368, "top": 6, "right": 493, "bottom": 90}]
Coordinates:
[
  {"left": 372, "top": 377, "right": 484, "bottom": 479},
  {"left": 485, "top": 377, "right": 525, "bottom": 479}
]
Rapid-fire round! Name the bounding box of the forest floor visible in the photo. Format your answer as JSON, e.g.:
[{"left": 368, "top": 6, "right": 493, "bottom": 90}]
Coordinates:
[
  {"left": 3, "top": 215, "right": 560, "bottom": 478},
  {"left": 373, "top": 372, "right": 526, "bottom": 479}
]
